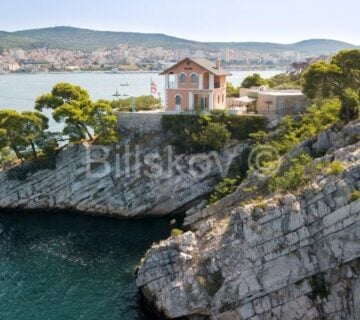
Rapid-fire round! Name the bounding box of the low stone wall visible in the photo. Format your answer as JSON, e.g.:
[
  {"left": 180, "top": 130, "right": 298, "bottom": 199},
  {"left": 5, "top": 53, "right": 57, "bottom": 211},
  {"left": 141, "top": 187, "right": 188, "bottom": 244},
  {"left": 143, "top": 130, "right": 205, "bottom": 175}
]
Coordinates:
[
  {"left": 116, "top": 111, "right": 280, "bottom": 134},
  {"left": 117, "top": 112, "right": 163, "bottom": 134}
]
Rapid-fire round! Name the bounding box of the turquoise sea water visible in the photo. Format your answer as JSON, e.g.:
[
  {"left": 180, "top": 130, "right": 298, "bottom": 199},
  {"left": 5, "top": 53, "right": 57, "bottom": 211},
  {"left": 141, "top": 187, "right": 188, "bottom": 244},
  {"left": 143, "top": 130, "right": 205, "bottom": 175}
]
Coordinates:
[{"left": 0, "top": 211, "right": 171, "bottom": 320}]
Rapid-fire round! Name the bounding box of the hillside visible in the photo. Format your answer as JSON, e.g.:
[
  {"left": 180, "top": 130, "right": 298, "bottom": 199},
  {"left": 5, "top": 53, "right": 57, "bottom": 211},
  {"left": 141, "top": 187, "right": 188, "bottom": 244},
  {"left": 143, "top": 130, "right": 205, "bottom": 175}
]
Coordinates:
[{"left": 0, "top": 26, "right": 357, "bottom": 54}]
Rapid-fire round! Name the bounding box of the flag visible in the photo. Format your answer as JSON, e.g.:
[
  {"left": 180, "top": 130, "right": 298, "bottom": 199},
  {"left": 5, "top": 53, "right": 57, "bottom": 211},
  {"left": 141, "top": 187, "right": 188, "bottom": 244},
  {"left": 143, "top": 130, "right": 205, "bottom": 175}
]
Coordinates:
[{"left": 151, "top": 78, "right": 158, "bottom": 95}]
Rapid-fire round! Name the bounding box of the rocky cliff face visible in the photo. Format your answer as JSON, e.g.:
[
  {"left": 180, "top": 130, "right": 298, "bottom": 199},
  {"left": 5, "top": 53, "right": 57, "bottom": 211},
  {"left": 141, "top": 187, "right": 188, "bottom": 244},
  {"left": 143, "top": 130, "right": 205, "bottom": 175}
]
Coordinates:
[
  {"left": 0, "top": 133, "right": 245, "bottom": 218},
  {"left": 136, "top": 121, "right": 360, "bottom": 319}
]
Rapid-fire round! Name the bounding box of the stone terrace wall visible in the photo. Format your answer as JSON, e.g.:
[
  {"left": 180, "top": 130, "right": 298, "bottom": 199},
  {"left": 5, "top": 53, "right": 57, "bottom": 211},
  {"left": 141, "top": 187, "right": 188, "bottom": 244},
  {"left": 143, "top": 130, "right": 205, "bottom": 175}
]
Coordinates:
[{"left": 117, "top": 112, "right": 163, "bottom": 134}]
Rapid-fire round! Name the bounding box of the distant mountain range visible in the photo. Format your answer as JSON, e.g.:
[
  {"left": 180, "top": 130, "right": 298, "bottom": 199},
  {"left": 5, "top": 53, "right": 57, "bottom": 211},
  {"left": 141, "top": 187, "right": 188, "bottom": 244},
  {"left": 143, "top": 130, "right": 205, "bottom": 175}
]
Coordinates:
[{"left": 0, "top": 26, "right": 358, "bottom": 55}]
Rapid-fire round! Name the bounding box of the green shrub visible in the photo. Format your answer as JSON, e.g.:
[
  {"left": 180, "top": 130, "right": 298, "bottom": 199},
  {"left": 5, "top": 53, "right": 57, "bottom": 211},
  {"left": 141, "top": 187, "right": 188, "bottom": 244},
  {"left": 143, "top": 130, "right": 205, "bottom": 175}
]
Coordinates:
[
  {"left": 269, "top": 153, "right": 314, "bottom": 192},
  {"left": 226, "top": 116, "right": 268, "bottom": 141},
  {"left": 351, "top": 190, "right": 360, "bottom": 202},
  {"left": 171, "top": 228, "right": 184, "bottom": 238},
  {"left": 209, "top": 177, "right": 240, "bottom": 204},
  {"left": 309, "top": 273, "right": 330, "bottom": 300},
  {"left": 161, "top": 112, "right": 268, "bottom": 153},
  {"left": 349, "top": 133, "right": 360, "bottom": 145},
  {"left": 327, "top": 161, "right": 344, "bottom": 175},
  {"left": 257, "top": 99, "right": 341, "bottom": 159},
  {"left": 191, "top": 122, "right": 231, "bottom": 151}
]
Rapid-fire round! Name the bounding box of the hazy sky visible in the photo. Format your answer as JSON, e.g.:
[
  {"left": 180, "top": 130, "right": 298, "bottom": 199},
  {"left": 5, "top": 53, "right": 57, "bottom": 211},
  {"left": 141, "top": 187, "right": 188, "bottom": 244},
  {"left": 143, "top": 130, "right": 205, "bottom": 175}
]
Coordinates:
[{"left": 0, "top": 0, "right": 359, "bottom": 44}]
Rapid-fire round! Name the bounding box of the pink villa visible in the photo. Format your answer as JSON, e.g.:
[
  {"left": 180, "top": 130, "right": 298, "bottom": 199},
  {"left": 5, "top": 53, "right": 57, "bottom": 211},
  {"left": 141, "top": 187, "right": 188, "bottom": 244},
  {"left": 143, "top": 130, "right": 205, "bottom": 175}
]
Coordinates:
[{"left": 160, "top": 57, "right": 228, "bottom": 112}]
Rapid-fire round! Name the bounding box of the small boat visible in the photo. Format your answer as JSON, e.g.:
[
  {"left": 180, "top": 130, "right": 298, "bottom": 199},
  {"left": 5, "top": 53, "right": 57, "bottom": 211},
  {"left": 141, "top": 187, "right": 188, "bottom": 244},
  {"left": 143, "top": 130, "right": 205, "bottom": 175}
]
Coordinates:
[
  {"left": 105, "top": 68, "right": 120, "bottom": 74},
  {"left": 120, "top": 82, "right": 130, "bottom": 87},
  {"left": 113, "top": 89, "right": 121, "bottom": 97},
  {"left": 122, "top": 94, "right": 129, "bottom": 97}
]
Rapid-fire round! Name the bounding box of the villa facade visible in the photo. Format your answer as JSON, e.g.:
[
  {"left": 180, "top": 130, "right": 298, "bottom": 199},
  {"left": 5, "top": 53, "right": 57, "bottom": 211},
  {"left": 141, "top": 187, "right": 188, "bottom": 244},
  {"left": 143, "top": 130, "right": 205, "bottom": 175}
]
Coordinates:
[{"left": 160, "top": 57, "right": 227, "bottom": 112}]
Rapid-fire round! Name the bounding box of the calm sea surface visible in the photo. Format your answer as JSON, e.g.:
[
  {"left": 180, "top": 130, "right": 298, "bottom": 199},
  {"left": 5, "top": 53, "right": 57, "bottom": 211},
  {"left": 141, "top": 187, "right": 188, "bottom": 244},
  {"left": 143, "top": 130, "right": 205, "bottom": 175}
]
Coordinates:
[
  {"left": 0, "top": 211, "right": 171, "bottom": 320},
  {"left": 0, "top": 71, "right": 281, "bottom": 111},
  {"left": 0, "top": 71, "right": 280, "bottom": 319}
]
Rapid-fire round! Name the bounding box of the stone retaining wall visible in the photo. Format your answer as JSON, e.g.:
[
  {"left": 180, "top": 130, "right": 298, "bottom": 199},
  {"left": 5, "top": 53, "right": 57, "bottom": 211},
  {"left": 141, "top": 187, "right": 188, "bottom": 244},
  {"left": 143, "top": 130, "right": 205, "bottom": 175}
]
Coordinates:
[{"left": 117, "top": 112, "right": 163, "bottom": 134}]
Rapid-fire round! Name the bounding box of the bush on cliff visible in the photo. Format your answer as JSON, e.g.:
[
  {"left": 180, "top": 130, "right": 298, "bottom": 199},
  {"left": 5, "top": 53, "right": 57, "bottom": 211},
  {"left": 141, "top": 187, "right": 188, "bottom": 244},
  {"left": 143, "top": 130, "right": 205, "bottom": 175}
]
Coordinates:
[
  {"left": 327, "top": 161, "right": 344, "bottom": 176},
  {"left": 351, "top": 190, "right": 360, "bottom": 202},
  {"left": 252, "top": 98, "right": 341, "bottom": 158},
  {"left": 269, "top": 153, "right": 315, "bottom": 192},
  {"left": 209, "top": 177, "right": 240, "bottom": 204},
  {"left": 162, "top": 111, "right": 268, "bottom": 153},
  {"left": 171, "top": 228, "right": 184, "bottom": 238}
]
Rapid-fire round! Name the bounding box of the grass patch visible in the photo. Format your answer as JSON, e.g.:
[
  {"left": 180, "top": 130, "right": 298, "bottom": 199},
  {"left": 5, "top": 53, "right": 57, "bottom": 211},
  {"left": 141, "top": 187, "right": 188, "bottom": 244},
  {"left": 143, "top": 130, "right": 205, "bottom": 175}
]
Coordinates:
[
  {"left": 327, "top": 161, "right": 344, "bottom": 175},
  {"left": 351, "top": 190, "right": 360, "bottom": 202},
  {"left": 171, "top": 228, "right": 184, "bottom": 238}
]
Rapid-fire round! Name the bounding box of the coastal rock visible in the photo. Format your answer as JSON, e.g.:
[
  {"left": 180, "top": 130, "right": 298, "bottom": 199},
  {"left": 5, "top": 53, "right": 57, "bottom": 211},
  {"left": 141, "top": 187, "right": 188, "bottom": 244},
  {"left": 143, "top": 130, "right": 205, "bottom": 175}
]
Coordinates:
[
  {"left": 136, "top": 121, "right": 360, "bottom": 319},
  {"left": 0, "top": 133, "right": 246, "bottom": 218}
]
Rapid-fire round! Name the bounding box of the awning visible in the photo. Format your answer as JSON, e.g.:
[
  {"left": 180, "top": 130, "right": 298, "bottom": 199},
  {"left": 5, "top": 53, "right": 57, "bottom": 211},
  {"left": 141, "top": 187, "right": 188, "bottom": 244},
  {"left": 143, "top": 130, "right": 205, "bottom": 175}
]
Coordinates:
[{"left": 232, "top": 96, "right": 256, "bottom": 104}]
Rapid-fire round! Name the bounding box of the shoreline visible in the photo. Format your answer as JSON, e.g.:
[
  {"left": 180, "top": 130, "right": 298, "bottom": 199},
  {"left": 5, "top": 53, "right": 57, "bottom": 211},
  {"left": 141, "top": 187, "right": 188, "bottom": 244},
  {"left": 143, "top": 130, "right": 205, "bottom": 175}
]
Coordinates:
[
  {"left": 0, "top": 68, "right": 285, "bottom": 76},
  {"left": 0, "top": 206, "right": 185, "bottom": 222}
]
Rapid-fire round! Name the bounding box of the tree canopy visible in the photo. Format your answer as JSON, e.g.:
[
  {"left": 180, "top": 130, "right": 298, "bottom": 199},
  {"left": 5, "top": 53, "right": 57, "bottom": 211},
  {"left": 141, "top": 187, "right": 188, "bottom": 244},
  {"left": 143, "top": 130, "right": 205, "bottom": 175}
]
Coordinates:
[
  {"left": 0, "top": 82, "right": 120, "bottom": 168},
  {"left": 302, "top": 49, "right": 360, "bottom": 123},
  {"left": 226, "top": 82, "right": 240, "bottom": 97},
  {"left": 36, "top": 83, "right": 119, "bottom": 143},
  {"left": 241, "top": 73, "right": 268, "bottom": 88},
  {"left": 0, "top": 110, "right": 51, "bottom": 161}
]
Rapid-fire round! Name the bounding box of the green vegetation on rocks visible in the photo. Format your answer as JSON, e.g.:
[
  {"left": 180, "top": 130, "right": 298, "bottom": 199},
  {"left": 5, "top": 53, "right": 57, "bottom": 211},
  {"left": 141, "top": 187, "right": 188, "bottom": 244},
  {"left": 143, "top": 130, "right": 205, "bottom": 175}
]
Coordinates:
[
  {"left": 171, "top": 228, "right": 184, "bottom": 238},
  {"left": 36, "top": 83, "right": 119, "bottom": 144},
  {"left": 327, "top": 161, "right": 344, "bottom": 175},
  {"left": 209, "top": 177, "right": 240, "bottom": 204},
  {"left": 0, "top": 82, "right": 120, "bottom": 171},
  {"left": 351, "top": 190, "right": 360, "bottom": 202},
  {"left": 162, "top": 111, "right": 268, "bottom": 153},
  {"left": 302, "top": 49, "right": 360, "bottom": 123}
]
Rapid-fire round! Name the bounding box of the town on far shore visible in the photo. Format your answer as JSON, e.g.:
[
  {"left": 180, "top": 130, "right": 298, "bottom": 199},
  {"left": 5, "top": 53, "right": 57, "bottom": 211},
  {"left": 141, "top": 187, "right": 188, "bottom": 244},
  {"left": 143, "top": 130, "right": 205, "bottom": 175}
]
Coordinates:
[{"left": 0, "top": 45, "right": 317, "bottom": 74}]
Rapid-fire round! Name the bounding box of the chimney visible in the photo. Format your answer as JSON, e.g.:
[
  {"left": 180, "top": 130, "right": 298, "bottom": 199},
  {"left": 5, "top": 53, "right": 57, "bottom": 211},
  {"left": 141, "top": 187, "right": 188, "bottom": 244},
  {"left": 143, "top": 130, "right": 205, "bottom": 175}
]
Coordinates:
[{"left": 215, "top": 58, "right": 221, "bottom": 69}]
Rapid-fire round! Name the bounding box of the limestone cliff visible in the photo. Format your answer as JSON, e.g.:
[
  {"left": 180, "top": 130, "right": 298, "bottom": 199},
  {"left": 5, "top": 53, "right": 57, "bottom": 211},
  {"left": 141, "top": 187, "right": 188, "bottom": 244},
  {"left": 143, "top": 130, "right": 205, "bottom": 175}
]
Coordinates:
[
  {"left": 136, "top": 121, "right": 360, "bottom": 319},
  {"left": 0, "top": 133, "right": 244, "bottom": 218}
]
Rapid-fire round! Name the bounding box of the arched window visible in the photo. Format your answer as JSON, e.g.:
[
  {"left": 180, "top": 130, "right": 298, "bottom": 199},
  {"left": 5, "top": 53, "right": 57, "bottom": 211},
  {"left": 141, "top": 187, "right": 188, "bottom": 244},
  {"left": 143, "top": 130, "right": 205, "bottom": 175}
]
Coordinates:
[
  {"left": 175, "top": 95, "right": 182, "bottom": 106},
  {"left": 191, "top": 73, "right": 198, "bottom": 84},
  {"left": 179, "top": 73, "right": 186, "bottom": 84},
  {"left": 218, "top": 95, "right": 220, "bottom": 104}
]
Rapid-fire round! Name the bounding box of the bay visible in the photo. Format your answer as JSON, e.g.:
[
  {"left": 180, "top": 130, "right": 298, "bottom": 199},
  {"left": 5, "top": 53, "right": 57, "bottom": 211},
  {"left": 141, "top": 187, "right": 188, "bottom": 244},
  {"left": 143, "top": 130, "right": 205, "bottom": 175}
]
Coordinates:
[
  {"left": 0, "top": 211, "right": 171, "bottom": 320},
  {"left": 0, "top": 70, "right": 282, "bottom": 111}
]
